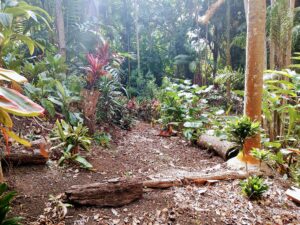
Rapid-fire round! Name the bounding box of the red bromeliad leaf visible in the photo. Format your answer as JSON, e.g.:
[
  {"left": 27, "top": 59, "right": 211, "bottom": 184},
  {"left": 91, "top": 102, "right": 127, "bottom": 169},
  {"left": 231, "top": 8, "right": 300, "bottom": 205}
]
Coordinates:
[{"left": 0, "top": 87, "right": 44, "bottom": 116}]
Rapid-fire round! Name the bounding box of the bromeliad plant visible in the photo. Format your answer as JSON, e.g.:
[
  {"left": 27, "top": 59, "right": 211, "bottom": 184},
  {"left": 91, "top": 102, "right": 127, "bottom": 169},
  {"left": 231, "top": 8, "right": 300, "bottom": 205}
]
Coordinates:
[
  {"left": 0, "top": 68, "right": 44, "bottom": 182},
  {"left": 51, "top": 120, "right": 92, "bottom": 169}
]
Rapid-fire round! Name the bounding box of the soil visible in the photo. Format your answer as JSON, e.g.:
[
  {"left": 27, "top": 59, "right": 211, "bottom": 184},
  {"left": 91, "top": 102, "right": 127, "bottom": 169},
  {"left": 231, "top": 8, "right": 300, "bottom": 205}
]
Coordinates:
[{"left": 5, "top": 121, "right": 300, "bottom": 225}]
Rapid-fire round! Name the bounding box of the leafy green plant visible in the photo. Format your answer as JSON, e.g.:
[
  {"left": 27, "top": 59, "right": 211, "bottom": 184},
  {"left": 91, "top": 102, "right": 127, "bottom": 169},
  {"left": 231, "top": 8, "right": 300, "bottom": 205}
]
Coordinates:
[
  {"left": 290, "top": 161, "right": 300, "bottom": 187},
  {"left": 0, "top": 0, "right": 51, "bottom": 57},
  {"left": 0, "top": 183, "right": 22, "bottom": 225},
  {"left": 51, "top": 120, "right": 92, "bottom": 169},
  {"left": 24, "top": 73, "right": 56, "bottom": 117},
  {"left": 183, "top": 121, "right": 203, "bottom": 143},
  {"left": 226, "top": 116, "right": 260, "bottom": 147},
  {"left": 94, "top": 132, "right": 111, "bottom": 148},
  {"left": 48, "top": 81, "right": 82, "bottom": 125},
  {"left": 251, "top": 148, "right": 271, "bottom": 168},
  {"left": 240, "top": 176, "right": 269, "bottom": 200},
  {"left": 226, "top": 116, "right": 260, "bottom": 171}
]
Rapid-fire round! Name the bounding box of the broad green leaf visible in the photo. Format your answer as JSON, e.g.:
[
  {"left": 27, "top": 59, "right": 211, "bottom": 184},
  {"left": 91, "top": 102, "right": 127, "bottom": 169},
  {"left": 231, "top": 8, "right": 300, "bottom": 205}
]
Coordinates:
[
  {"left": 183, "top": 121, "right": 203, "bottom": 128},
  {"left": 0, "top": 68, "right": 27, "bottom": 83},
  {"left": 0, "top": 109, "right": 12, "bottom": 128},
  {"left": 74, "top": 155, "right": 93, "bottom": 169},
  {"left": 6, "top": 129, "right": 31, "bottom": 147},
  {"left": 0, "top": 87, "right": 44, "bottom": 116},
  {"left": 15, "top": 34, "right": 35, "bottom": 55}
]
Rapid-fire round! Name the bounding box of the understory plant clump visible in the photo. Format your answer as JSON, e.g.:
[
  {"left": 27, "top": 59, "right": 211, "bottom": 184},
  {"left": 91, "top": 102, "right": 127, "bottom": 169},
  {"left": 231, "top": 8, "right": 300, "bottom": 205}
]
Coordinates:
[
  {"left": 158, "top": 78, "right": 226, "bottom": 140},
  {"left": 0, "top": 183, "right": 22, "bottom": 225},
  {"left": 240, "top": 176, "right": 269, "bottom": 200},
  {"left": 51, "top": 120, "right": 92, "bottom": 169}
]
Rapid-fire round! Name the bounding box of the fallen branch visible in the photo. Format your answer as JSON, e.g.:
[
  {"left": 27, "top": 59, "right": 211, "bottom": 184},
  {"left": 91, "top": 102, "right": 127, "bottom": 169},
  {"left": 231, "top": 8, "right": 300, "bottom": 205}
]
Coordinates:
[
  {"left": 197, "top": 135, "right": 239, "bottom": 160},
  {"left": 143, "top": 170, "right": 262, "bottom": 189},
  {"left": 198, "top": 0, "right": 225, "bottom": 24}
]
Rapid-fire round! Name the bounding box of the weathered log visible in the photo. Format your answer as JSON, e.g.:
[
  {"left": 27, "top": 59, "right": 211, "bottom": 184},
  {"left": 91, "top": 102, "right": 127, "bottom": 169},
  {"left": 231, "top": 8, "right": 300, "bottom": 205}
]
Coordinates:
[
  {"left": 143, "top": 170, "right": 262, "bottom": 189},
  {"left": 197, "top": 135, "right": 239, "bottom": 160},
  {"left": 65, "top": 180, "right": 143, "bottom": 207},
  {"left": 2, "top": 150, "right": 48, "bottom": 166},
  {"left": 286, "top": 187, "right": 300, "bottom": 204}
]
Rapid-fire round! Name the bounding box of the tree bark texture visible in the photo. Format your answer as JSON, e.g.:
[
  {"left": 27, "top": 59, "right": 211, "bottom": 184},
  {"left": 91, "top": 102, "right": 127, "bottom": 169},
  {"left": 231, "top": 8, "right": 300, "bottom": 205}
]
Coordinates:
[
  {"left": 81, "top": 89, "right": 101, "bottom": 134},
  {"left": 243, "top": 0, "right": 266, "bottom": 160},
  {"left": 197, "top": 135, "right": 239, "bottom": 160},
  {"left": 65, "top": 180, "right": 143, "bottom": 207},
  {"left": 55, "top": 0, "right": 66, "bottom": 57},
  {"left": 143, "top": 170, "right": 262, "bottom": 189},
  {"left": 1, "top": 152, "right": 47, "bottom": 166},
  {"left": 225, "top": 0, "right": 231, "bottom": 100}
]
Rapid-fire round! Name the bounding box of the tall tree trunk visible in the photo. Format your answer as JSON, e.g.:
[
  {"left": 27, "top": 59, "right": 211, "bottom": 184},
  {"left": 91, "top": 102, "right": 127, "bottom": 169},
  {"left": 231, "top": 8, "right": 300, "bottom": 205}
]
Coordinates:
[
  {"left": 243, "top": 0, "right": 248, "bottom": 21},
  {"left": 55, "top": 0, "right": 66, "bottom": 57},
  {"left": 269, "top": 0, "right": 276, "bottom": 70},
  {"left": 285, "top": 0, "right": 295, "bottom": 66},
  {"left": 225, "top": 0, "right": 231, "bottom": 100},
  {"left": 0, "top": 162, "right": 4, "bottom": 183},
  {"left": 134, "top": 0, "right": 141, "bottom": 76},
  {"left": 242, "top": 0, "right": 266, "bottom": 164}
]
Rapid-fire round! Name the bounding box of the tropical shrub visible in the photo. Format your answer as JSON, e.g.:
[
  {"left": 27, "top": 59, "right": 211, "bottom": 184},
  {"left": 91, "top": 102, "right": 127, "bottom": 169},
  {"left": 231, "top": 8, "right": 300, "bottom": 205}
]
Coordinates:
[
  {"left": 50, "top": 120, "right": 92, "bottom": 169},
  {"left": 0, "top": 0, "right": 51, "bottom": 58},
  {"left": 0, "top": 183, "right": 22, "bottom": 225},
  {"left": 48, "top": 81, "right": 82, "bottom": 125},
  {"left": 94, "top": 132, "right": 111, "bottom": 148},
  {"left": 240, "top": 176, "right": 269, "bottom": 200}
]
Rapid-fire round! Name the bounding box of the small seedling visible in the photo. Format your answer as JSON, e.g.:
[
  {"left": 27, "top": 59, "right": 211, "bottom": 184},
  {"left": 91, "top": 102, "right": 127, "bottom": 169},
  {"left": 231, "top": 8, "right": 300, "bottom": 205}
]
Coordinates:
[
  {"left": 251, "top": 148, "right": 270, "bottom": 168},
  {"left": 240, "top": 176, "right": 269, "bottom": 200},
  {"left": 94, "top": 132, "right": 112, "bottom": 148}
]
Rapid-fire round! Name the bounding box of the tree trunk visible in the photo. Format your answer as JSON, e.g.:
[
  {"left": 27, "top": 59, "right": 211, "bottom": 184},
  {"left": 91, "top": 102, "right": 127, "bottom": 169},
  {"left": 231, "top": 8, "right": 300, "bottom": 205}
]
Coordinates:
[
  {"left": 242, "top": 0, "right": 266, "bottom": 164},
  {"left": 269, "top": 0, "right": 276, "bottom": 70},
  {"left": 0, "top": 161, "right": 4, "bottom": 183},
  {"left": 134, "top": 0, "right": 141, "bottom": 76},
  {"left": 55, "top": 0, "right": 66, "bottom": 57},
  {"left": 243, "top": 0, "right": 248, "bottom": 21},
  {"left": 225, "top": 0, "right": 231, "bottom": 100},
  {"left": 81, "top": 89, "right": 101, "bottom": 134}
]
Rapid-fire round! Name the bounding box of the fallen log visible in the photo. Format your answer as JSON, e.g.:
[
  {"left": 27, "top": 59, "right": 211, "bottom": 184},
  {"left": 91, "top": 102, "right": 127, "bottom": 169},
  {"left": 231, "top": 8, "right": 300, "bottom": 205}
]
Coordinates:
[
  {"left": 286, "top": 187, "right": 300, "bottom": 204},
  {"left": 197, "top": 135, "right": 239, "bottom": 160},
  {"left": 2, "top": 150, "right": 48, "bottom": 166},
  {"left": 65, "top": 180, "right": 143, "bottom": 207},
  {"left": 143, "top": 170, "right": 262, "bottom": 189}
]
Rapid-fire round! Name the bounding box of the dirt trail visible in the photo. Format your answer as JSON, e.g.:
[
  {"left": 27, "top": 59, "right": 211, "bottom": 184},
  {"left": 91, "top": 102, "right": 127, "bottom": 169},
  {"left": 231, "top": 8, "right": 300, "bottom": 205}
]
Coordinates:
[{"left": 6, "top": 122, "right": 300, "bottom": 224}]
